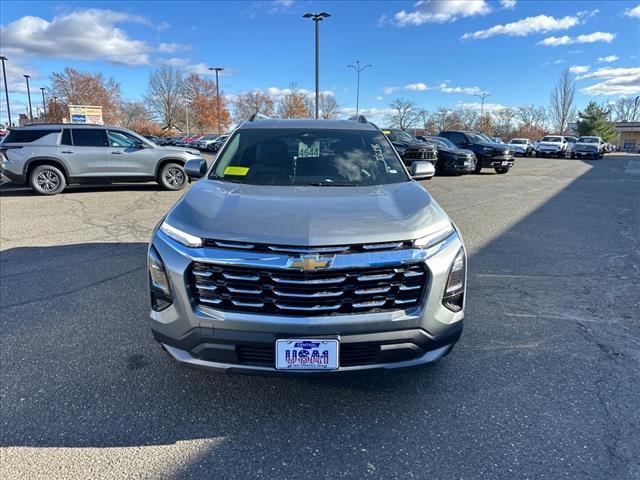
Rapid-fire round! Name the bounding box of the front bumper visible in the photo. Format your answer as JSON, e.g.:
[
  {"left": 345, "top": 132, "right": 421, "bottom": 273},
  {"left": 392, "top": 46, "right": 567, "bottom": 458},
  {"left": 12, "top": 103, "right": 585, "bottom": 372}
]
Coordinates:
[
  {"left": 149, "top": 228, "right": 466, "bottom": 374},
  {"left": 479, "top": 155, "right": 514, "bottom": 168},
  {"left": 573, "top": 150, "right": 600, "bottom": 158}
]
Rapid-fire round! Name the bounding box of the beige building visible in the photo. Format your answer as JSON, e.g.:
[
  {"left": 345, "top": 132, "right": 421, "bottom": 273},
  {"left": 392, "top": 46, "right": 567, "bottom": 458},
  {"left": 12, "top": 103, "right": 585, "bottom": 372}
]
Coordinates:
[{"left": 615, "top": 122, "right": 640, "bottom": 152}]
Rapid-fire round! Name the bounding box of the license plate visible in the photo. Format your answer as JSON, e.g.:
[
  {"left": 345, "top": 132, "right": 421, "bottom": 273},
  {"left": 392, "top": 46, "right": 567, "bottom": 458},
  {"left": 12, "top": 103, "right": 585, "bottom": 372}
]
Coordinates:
[
  {"left": 501, "top": 161, "right": 508, "bottom": 166},
  {"left": 275, "top": 339, "right": 339, "bottom": 370}
]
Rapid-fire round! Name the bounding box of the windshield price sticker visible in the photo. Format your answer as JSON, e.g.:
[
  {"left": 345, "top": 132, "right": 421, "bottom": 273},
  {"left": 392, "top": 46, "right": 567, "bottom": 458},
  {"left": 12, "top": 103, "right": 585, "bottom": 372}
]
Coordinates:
[
  {"left": 298, "top": 141, "right": 320, "bottom": 158},
  {"left": 224, "top": 166, "right": 249, "bottom": 176}
]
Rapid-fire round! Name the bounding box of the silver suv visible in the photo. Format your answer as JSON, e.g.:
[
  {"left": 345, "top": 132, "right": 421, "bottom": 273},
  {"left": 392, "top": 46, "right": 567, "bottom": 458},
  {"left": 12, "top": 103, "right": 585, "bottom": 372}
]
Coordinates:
[
  {"left": 148, "top": 117, "right": 466, "bottom": 374},
  {"left": 0, "top": 124, "right": 204, "bottom": 194}
]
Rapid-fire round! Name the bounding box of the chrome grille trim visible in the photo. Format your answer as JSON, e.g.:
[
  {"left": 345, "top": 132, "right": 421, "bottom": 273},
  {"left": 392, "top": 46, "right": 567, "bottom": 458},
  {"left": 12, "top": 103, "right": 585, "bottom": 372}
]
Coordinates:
[
  {"left": 404, "top": 270, "right": 424, "bottom": 278},
  {"left": 361, "top": 242, "right": 404, "bottom": 251},
  {"left": 275, "top": 303, "right": 342, "bottom": 312},
  {"left": 353, "top": 300, "right": 387, "bottom": 308},
  {"left": 271, "top": 276, "right": 347, "bottom": 285},
  {"left": 227, "top": 286, "right": 262, "bottom": 295},
  {"left": 268, "top": 245, "right": 350, "bottom": 254},
  {"left": 355, "top": 286, "right": 391, "bottom": 295},
  {"left": 222, "top": 272, "right": 260, "bottom": 281},
  {"left": 399, "top": 284, "right": 421, "bottom": 291},
  {"left": 273, "top": 290, "right": 343, "bottom": 298},
  {"left": 214, "top": 241, "right": 255, "bottom": 250},
  {"left": 196, "top": 284, "right": 218, "bottom": 291},
  {"left": 357, "top": 272, "right": 395, "bottom": 281},
  {"left": 231, "top": 299, "right": 264, "bottom": 308}
]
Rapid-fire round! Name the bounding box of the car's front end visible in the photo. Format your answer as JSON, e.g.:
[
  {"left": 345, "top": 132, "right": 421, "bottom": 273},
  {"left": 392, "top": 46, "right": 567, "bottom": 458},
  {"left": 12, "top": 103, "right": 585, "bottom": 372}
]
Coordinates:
[
  {"left": 572, "top": 143, "right": 601, "bottom": 159},
  {"left": 148, "top": 120, "right": 465, "bottom": 375},
  {"left": 435, "top": 148, "right": 476, "bottom": 174},
  {"left": 476, "top": 144, "right": 514, "bottom": 168},
  {"left": 536, "top": 141, "right": 565, "bottom": 158},
  {"left": 508, "top": 141, "right": 530, "bottom": 156}
]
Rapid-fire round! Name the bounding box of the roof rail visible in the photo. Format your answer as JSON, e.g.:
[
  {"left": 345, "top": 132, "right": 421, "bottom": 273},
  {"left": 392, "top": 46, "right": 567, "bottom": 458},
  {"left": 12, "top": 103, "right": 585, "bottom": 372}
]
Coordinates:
[
  {"left": 248, "top": 113, "right": 270, "bottom": 122},
  {"left": 348, "top": 115, "right": 368, "bottom": 124}
]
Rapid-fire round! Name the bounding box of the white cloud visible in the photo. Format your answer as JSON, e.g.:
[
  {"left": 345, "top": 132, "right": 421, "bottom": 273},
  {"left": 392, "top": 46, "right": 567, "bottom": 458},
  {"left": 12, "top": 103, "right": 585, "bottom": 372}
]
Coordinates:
[
  {"left": 598, "top": 55, "right": 619, "bottom": 63},
  {"left": 158, "top": 43, "right": 189, "bottom": 53},
  {"left": 623, "top": 4, "right": 640, "bottom": 18},
  {"left": 455, "top": 102, "right": 506, "bottom": 113},
  {"left": 388, "top": 0, "right": 491, "bottom": 27},
  {"left": 0, "top": 60, "right": 43, "bottom": 94},
  {"left": 184, "top": 63, "right": 234, "bottom": 76},
  {"left": 382, "top": 86, "right": 400, "bottom": 95},
  {"left": 339, "top": 107, "right": 396, "bottom": 125},
  {"left": 554, "top": 59, "right": 566, "bottom": 64},
  {"left": 405, "top": 82, "right": 429, "bottom": 91},
  {"left": 538, "top": 31, "right": 616, "bottom": 47},
  {"left": 462, "top": 14, "right": 580, "bottom": 40},
  {"left": 500, "top": 0, "right": 517, "bottom": 9},
  {"left": 264, "top": 86, "right": 334, "bottom": 103},
  {"left": 569, "top": 65, "right": 590, "bottom": 74},
  {"left": 577, "top": 66, "right": 640, "bottom": 96},
  {"left": 157, "top": 58, "right": 189, "bottom": 66},
  {"left": 273, "top": 0, "right": 295, "bottom": 7},
  {"left": 375, "top": 96, "right": 384, "bottom": 101},
  {"left": 439, "top": 82, "right": 482, "bottom": 95},
  {"left": 0, "top": 9, "right": 188, "bottom": 65}
]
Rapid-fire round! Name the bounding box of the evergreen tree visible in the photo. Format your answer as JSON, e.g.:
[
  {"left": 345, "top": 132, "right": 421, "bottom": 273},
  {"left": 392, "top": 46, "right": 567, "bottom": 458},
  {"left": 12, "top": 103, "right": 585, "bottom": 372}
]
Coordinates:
[{"left": 576, "top": 101, "right": 618, "bottom": 142}]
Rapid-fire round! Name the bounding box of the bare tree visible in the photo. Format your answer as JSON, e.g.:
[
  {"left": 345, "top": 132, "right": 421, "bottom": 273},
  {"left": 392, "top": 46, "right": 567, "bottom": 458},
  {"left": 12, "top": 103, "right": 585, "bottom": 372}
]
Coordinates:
[
  {"left": 549, "top": 69, "right": 576, "bottom": 134},
  {"left": 145, "top": 66, "right": 185, "bottom": 131},
  {"left": 425, "top": 107, "right": 460, "bottom": 133},
  {"left": 493, "top": 107, "right": 517, "bottom": 139},
  {"left": 457, "top": 109, "right": 479, "bottom": 130},
  {"left": 612, "top": 96, "right": 640, "bottom": 122},
  {"left": 120, "top": 101, "right": 151, "bottom": 128},
  {"left": 386, "top": 97, "right": 419, "bottom": 129},
  {"left": 234, "top": 90, "right": 275, "bottom": 121},
  {"left": 318, "top": 93, "right": 340, "bottom": 119}
]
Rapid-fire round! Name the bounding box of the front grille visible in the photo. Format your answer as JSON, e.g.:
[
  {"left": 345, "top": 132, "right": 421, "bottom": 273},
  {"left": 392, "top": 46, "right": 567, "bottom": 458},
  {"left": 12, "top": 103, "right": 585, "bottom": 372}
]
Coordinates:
[
  {"left": 236, "top": 343, "right": 382, "bottom": 367},
  {"left": 404, "top": 148, "right": 436, "bottom": 160},
  {"left": 190, "top": 262, "right": 428, "bottom": 316},
  {"left": 201, "top": 239, "right": 413, "bottom": 253}
]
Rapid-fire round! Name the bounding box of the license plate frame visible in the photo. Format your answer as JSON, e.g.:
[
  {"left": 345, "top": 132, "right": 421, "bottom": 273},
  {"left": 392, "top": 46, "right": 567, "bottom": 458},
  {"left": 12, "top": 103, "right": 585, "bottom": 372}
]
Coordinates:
[
  {"left": 275, "top": 339, "right": 339, "bottom": 371},
  {"left": 501, "top": 161, "right": 509, "bottom": 166}
]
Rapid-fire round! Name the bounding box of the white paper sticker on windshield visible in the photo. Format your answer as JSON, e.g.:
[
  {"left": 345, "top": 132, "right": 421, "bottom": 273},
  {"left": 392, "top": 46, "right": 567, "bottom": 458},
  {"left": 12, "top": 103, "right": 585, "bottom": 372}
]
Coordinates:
[{"left": 298, "top": 141, "right": 320, "bottom": 158}]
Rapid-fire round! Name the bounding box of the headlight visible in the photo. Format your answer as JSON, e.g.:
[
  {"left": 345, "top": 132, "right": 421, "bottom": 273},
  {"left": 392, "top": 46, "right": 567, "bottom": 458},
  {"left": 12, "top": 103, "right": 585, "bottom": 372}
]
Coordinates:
[
  {"left": 443, "top": 246, "right": 466, "bottom": 312},
  {"left": 413, "top": 223, "right": 455, "bottom": 250},
  {"left": 160, "top": 221, "right": 202, "bottom": 247},
  {"left": 148, "top": 245, "right": 172, "bottom": 311}
]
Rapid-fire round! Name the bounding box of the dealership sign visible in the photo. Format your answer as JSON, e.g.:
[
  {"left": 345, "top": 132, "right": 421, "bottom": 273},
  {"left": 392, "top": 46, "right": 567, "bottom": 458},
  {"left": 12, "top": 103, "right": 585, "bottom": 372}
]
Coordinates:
[{"left": 69, "top": 105, "right": 104, "bottom": 125}]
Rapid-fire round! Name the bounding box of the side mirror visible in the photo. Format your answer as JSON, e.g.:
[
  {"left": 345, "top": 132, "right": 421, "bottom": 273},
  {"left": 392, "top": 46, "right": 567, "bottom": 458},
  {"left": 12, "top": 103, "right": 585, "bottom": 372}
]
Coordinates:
[
  {"left": 410, "top": 161, "right": 435, "bottom": 180},
  {"left": 184, "top": 159, "right": 207, "bottom": 179}
]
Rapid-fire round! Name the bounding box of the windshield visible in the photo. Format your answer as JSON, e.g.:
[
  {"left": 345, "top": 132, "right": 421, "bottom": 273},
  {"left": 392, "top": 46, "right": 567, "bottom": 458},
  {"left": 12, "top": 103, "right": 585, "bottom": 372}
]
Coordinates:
[
  {"left": 542, "top": 136, "right": 562, "bottom": 142},
  {"left": 510, "top": 139, "right": 526, "bottom": 144},
  {"left": 431, "top": 137, "right": 458, "bottom": 149},
  {"left": 384, "top": 129, "right": 415, "bottom": 143},
  {"left": 209, "top": 128, "right": 409, "bottom": 186},
  {"left": 467, "top": 132, "right": 492, "bottom": 144},
  {"left": 578, "top": 137, "right": 599, "bottom": 144}
]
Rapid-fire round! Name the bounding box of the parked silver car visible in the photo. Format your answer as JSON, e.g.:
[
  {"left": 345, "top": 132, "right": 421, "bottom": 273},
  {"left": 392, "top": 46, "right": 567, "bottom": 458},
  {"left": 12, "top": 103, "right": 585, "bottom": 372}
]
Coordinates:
[
  {"left": 148, "top": 117, "right": 466, "bottom": 375},
  {"left": 0, "top": 124, "right": 204, "bottom": 194}
]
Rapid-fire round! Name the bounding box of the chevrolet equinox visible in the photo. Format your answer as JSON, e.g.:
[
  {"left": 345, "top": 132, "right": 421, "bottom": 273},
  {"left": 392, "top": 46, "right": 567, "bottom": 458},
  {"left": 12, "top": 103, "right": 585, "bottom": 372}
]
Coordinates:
[{"left": 148, "top": 116, "right": 466, "bottom": 374}]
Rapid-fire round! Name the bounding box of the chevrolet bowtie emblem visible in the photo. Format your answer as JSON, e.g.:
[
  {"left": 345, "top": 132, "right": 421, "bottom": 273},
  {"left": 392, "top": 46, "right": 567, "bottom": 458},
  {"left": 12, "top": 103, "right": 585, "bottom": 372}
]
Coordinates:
[{"left": 288, "top": 254, "right": 333, "bottom": 271}]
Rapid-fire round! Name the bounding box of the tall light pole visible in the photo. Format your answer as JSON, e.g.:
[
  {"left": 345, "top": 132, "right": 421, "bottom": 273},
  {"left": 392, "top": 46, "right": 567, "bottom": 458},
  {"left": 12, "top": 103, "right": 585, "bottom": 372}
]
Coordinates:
[
  {"left": 0, "top": 56, "right": 11, "bottom": 126},
  {"left": 347, "top": 61, "right": 372, "bottom": 118},
  {"left": 474, "top": 91, "right": 490, "bottom": 119},
  {"left": 23, "top": 74, "right": 33, "bottom": 122},
  {"left": 40, "top": 87, "right": 47, "bottom": 122},
  {"left": 52, "top": 96, "right": 57, "bottom": 122},
  {"left": 303, "top": 12, "right": 331, "bottom": 119},
  {"left": 208, "top": 67, "right": 224, "bottom": 133}
]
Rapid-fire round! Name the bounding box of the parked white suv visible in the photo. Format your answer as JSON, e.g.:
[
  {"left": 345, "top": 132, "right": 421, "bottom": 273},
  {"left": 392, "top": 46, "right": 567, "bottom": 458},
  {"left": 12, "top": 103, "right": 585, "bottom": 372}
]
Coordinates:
[{"left": 536, "top": 135, "right": 568, "bottom": 158}]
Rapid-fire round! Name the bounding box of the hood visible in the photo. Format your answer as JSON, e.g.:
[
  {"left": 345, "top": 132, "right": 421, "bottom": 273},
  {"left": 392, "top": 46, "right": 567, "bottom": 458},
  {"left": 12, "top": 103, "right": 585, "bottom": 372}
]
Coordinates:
[
  {"left": 484, "top": 143, "right": 510, "bottom": 153},
  {"left": 538, "top": 141, "right": 562, "bottom": 146},
  {"left": 437, "top": 146, "right": 474, "bottom": 156},
  {"left": 165, "top": 180, "right": 451, "bottom": 246},
  {"left": 159, "top": 145, "right": 199, "bottom": 155},
  {"left": 391, "top": 140, "right": 436, "bottom": 151}
]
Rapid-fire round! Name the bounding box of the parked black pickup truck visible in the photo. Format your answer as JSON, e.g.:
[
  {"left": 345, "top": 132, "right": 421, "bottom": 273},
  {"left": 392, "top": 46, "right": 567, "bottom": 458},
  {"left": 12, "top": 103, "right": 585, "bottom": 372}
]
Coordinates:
[
  {"left": 439, "top": 130, "right": 514, "bottom": 174},
  {"left": 382, "top": 129, "right": 437, "bottom": 167}
]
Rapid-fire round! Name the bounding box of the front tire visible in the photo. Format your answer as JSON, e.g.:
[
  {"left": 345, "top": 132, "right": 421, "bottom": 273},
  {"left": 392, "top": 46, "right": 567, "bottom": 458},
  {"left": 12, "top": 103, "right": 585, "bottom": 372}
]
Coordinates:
[
  {"left": 30, "top": 165, "right": 66, "bottom": 195},
  {"left": 158, "top": 163, "right": 187, "bottom": 191},
  {"left": 495, "top": 167, "right": 510, "bottom": 174}
]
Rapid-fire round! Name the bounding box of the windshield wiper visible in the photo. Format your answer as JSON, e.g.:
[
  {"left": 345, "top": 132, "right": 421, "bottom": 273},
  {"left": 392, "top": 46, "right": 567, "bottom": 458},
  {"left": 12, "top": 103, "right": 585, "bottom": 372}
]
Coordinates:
[{"left": 301, "top": 181, "right": 359, "bottom": 187}]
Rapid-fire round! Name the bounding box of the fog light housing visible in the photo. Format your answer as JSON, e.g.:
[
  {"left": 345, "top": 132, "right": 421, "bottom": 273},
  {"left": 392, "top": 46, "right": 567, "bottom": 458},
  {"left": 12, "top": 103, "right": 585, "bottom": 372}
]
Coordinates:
[
  {"left": 443, "top": 247, "right": 466, "bottom": 312},
  {"left": 148, "top": 245, "right": 172, "bottom": 311}
]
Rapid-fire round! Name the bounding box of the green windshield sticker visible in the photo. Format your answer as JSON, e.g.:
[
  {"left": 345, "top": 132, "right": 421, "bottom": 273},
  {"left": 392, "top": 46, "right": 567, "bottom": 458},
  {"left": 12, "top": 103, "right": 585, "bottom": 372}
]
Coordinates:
[
  {"left": 298, "top": 141, "right": 320, "bottom": 158},
  {"left": 224, "top": 166, "right": 249, "bottom": 176}
]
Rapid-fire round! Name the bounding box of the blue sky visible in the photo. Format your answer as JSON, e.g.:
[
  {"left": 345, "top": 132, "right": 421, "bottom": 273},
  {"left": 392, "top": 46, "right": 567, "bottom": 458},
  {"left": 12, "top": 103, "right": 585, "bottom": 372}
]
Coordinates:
[{"left": 1, "top": 0, "right": 639, "bottom": 125}]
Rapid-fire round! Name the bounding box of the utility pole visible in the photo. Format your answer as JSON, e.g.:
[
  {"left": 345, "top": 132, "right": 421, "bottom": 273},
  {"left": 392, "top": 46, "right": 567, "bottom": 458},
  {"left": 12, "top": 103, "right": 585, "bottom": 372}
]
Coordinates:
[
  {"left": 303, "top": 12, "right": 331, "bottom": 119},
  {"left": 24, "top": 74, "right": 33, "bottom": 122},
  {"left": 347, "top": 61, "right": 372, "bottom": 118},
  {"left": 208, "top": 67, "right": 224, "bottom": 133},
  {"left": 40, "top": 87, "right": 47, "bottom": 122},
  {"left": 474, "top": 91, "right": 490, "bottom": 119},
  {"left": 0, "top": 56, "right": 11, "bottom": 126}
]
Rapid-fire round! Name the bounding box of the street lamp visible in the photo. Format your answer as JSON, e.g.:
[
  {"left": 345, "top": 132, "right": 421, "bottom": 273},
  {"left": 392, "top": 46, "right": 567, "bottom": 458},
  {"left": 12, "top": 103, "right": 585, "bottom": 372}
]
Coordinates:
[
  {"left": 303, "top": 12, "right": 331, "bottom": 119},
  {"left": 208, "top": 67, "right": 224, "bottom": 133},
  {"left": 40, "top": 87, "right": 47, "bottom": 123},
  {"left": 0, "top": 56, "right": 11, "bottom": 126},
  {"left": 347, "top": 61, "right": 372, "bottom": 118},
  {"left": 23, "top": 74, "right": 33, "bottom": 122},
  {"left": 473, "top": 91, "right": 490, "bottom": 119}
]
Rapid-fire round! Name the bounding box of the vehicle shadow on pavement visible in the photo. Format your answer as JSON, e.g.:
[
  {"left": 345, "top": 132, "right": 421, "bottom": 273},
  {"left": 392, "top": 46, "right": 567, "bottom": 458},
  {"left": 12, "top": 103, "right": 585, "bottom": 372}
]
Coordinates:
[
  {"left": 1, "top": 155, "right": 638, "bottom": 478},
  {"left": 0, "top": 182, "right": 171, "bottom": 197}
]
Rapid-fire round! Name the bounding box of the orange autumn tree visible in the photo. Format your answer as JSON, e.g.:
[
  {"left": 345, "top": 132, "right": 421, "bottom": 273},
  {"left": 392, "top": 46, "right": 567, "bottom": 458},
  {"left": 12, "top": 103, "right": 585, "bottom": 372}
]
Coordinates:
[{"left": 184, "top": 74, "right": 231, "bottom": 134}]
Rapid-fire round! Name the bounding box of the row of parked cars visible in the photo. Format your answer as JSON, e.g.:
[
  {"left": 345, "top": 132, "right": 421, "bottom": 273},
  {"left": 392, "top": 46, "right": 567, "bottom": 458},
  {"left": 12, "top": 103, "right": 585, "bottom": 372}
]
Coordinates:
[
  {"left": 505, "top": 135, "right": 613, "bottom": 159},
  {"left": 145, "top": 134, "right": 229, "bottom": 153},
  {"left": 383, "top": 128, "right": 515, "bottom": 175}
]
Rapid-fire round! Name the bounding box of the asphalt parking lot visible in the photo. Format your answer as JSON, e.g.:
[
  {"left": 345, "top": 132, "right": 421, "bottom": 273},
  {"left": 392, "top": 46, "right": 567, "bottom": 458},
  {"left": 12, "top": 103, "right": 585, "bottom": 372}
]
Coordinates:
[{"left": 1, "top": 154, "right": 639, "bottom": 479}]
